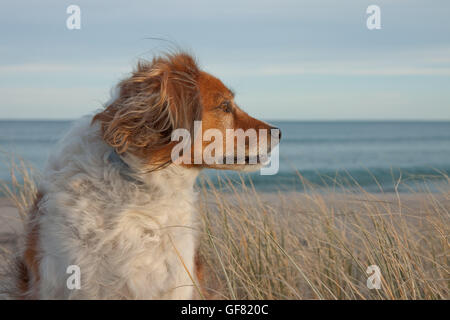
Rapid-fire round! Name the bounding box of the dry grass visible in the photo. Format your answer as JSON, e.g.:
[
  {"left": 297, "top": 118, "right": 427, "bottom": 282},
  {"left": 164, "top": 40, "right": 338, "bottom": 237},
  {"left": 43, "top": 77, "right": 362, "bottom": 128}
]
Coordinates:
[
  {"left": 196, "top": 174, "right": 449, "bottom": 300},
  {"left": 0, "top": 157, "right": 38, "bottom": 223},
  {"left": 0, "top": 160, "right": 448, "bottom": 300}
]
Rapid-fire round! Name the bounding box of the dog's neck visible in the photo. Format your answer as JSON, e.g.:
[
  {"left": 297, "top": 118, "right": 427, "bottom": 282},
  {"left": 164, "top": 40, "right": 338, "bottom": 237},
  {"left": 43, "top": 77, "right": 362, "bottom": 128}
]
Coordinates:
[{"left": 111, "top": 150, "right": 201, "bottom": 195}]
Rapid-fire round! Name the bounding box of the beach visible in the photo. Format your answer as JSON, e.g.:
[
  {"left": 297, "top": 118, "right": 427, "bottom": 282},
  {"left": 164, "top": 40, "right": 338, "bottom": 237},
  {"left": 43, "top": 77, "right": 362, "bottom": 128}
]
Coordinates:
[
  {"left": 0, "top": 118, "right": 449, "bottom": 299},
  {"left": 1, "top": 187, "right": 448, "bottom": 299}
]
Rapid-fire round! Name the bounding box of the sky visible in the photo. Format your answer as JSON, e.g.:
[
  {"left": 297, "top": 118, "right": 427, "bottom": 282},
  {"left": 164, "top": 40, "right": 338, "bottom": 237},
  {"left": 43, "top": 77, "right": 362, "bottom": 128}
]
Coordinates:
[{"left": 0, "top": 0, "right": 449, "bottom": 120}]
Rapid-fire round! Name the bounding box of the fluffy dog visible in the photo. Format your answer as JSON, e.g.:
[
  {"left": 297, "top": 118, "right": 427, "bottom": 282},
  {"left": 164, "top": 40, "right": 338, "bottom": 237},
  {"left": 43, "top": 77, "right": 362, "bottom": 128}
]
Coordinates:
[{"left": 15, "top": 52, "right": 280, "bottom": 299}]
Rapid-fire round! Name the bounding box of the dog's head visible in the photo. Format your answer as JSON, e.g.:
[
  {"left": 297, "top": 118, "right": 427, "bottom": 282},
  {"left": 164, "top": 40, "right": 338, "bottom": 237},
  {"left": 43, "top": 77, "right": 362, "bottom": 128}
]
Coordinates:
[{"left": 93, "top": 52, "right": 281, "bottom": 171}]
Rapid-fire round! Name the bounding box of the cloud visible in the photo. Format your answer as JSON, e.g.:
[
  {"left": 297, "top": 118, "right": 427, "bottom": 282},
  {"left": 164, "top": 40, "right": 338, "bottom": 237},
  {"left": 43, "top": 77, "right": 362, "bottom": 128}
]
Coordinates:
[
  {"left": 4, "top": 61, "right": 450, "bottom": 85},
  {"left": 206, "top": 47, "right": 450, "bottom": 77},
  {"left": 0, "top": 87, "right": 109, "bottom": 119},
  {"left": 0, "top": 63, "right": 129, "bottom": 74},
  {"left": 258, "top": 66, "right": 450, "bottom": 76}
]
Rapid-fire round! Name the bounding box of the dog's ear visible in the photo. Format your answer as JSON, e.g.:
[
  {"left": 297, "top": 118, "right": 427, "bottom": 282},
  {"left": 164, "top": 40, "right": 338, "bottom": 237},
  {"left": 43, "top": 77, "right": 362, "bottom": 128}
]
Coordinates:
[{"left": 93, "top": 53, "right": 202, "bottom": 157}]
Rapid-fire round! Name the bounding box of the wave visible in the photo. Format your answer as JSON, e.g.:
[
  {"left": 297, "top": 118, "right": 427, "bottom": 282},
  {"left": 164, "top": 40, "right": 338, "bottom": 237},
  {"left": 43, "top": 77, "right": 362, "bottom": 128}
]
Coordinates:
[{"left": 202, "top": 166, "right": 449, "bottom": 193}]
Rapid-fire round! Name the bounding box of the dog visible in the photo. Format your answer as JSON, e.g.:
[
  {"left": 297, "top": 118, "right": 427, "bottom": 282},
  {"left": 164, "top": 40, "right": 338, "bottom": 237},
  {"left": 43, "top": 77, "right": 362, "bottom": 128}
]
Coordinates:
[{"left": 14, "top": 52, "right": 280, "bottom": 299}]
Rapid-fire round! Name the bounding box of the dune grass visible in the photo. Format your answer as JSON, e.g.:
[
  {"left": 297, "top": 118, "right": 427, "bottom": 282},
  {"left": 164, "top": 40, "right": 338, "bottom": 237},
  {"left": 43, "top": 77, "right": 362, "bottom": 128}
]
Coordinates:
[
  {"left": 0, "top": 160, "right": 448, "bottom": 300},
  {"left": 0, "top": 157, "right": 38, "bottom": 223},
  {"left": 196, "top": 173, "right": 449, "bottom": 300}
]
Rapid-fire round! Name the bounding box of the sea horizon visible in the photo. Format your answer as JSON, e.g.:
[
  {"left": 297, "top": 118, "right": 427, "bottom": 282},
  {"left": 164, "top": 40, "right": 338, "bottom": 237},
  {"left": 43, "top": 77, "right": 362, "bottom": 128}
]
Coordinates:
[{"left": 1, "top": 119, "right": 449, "bottom": 193}]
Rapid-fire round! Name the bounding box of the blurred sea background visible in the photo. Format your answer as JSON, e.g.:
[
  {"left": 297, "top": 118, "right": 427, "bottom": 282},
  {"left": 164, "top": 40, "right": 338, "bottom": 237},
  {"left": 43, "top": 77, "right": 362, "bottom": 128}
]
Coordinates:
[{"left": 1, "top": 120, "right": 449, "bottom": 193}]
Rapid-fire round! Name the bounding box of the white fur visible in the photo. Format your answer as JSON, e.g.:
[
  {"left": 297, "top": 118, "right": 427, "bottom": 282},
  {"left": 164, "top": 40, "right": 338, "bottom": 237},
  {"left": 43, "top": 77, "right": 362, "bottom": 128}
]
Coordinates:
[{"left": 29, "top": 116, "right": 201, "bottom": 299}]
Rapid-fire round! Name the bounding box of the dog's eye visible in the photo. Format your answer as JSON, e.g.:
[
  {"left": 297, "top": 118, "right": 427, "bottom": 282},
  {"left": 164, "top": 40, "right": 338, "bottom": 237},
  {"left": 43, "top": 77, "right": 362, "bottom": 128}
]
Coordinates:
[{"left": 220, "top": 101, "right": 232, "bottom": 113}]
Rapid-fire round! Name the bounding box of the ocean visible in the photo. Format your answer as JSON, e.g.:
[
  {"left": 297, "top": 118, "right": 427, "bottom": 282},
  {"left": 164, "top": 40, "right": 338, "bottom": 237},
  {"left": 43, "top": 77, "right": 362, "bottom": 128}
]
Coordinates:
[{"left": 1, "top": 120, "right": 449, "bottom": 193}]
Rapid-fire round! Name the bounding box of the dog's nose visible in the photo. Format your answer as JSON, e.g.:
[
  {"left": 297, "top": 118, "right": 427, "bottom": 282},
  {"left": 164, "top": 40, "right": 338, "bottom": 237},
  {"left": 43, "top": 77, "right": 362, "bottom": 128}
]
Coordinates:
[{"left": 270, "top": 127, "right": 282, "bottom": 141}]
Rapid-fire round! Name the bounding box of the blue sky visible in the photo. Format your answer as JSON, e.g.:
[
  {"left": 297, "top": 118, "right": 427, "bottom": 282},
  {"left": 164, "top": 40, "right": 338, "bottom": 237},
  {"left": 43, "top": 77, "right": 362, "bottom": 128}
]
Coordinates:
[{"left": 0, "top": 0, "right": 449, "bottom": 120}]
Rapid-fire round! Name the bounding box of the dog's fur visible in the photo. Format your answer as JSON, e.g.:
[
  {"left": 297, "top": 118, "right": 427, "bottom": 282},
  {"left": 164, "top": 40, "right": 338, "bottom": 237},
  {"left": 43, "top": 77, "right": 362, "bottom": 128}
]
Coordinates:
[{"left": 13, "top": 52, "right": 279, "bottom": 299}]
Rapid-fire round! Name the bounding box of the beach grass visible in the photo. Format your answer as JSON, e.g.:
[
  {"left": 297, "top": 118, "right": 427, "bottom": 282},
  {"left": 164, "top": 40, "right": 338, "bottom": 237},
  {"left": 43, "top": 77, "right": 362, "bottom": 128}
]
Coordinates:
[
  {"left": 0, "top": 160, "right": 448, "bottom": 300},
  {"left": 196, "top": 172, "right": 449, "bottom": 300}
]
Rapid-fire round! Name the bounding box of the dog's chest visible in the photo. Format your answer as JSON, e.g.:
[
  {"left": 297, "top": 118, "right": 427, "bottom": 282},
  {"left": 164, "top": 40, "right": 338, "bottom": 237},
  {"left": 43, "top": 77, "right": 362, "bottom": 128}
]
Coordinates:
[{"left": 111, "top": 192, "right": 199, "bottom": 299}]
